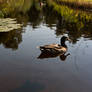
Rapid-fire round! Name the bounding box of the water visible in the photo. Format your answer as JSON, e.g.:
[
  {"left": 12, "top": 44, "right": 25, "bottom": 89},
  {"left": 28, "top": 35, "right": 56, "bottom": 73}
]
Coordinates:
[{"left": 0, "top": 0, "right": 92, "bottom": 92}]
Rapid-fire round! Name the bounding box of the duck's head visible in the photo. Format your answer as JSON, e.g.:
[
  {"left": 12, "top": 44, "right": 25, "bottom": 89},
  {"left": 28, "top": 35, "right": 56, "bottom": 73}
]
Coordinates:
[
  {"left": 61, "top": 36, "right": 71, "bottom": 46},
  {"left": 61, "top": 36, "right": 71, "bottom": 42}
]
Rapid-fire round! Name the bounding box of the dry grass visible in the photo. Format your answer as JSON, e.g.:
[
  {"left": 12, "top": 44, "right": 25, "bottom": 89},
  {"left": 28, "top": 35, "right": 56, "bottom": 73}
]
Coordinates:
[{"left": 55, "top": 0, "right": 92, "bottom": 9}]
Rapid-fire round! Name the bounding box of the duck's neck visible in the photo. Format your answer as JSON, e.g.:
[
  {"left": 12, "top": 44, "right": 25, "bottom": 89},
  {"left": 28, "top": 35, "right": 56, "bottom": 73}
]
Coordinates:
[{"left": 61, "top": 41, "right": 67, "bottom": 48}]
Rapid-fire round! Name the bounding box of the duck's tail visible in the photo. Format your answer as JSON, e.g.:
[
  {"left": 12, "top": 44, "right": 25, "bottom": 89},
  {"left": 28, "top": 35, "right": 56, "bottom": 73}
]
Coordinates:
[
  {"left": 36, "top": 46, "right": 44, "bottom": 49},
  {"left": 37, "top": 46, "right": 46, "bottom": 51},
  {"left": 36, "top": 46, "right": 40, "bottom": 48}
]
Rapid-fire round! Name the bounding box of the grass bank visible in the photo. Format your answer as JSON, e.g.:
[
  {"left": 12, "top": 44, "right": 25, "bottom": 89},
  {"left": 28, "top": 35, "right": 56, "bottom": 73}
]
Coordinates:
[{"left": 54, "top": 0, "right": 92, "bottom": 10}]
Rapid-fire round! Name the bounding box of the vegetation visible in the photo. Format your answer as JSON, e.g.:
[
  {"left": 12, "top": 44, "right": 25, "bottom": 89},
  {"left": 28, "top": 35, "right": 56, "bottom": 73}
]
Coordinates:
[
  {"left": 0, "top": 0, "right": 42, "bottom": 18},
  {"left": 0, "top": 0, "right": 92, "bottom": 43},
  {"left": 46, "top": 0, "right": 92, "bottom": 43},
  {"left": 0, "top": 27, "right": 22, "bottom": 50},
  {"left": 55, "top": 0, "right": 92, "bottom": 4},
  {"left": 54, "top": 0, "right": 92, "bottom": 9},
  {"left": 0, "top": 0, "right": 41, "bottom": 32},
  {"left": 0, "top": 18, "right": 22, "bottom": 32},
  {"left": 47, "top": 1, "right": 92, "bottom": 23}
]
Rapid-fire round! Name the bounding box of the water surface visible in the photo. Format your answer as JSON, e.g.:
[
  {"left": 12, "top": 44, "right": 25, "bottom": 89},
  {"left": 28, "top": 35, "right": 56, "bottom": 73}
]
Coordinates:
[{"left": 0, "top": 0, "right": 92, "bottom": 92}]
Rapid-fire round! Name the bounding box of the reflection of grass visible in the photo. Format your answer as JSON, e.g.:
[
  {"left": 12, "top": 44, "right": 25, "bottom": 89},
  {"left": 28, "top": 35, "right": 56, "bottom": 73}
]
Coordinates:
[
  {"left": 1, "top": 0, "right": 24, "bottom": 14},
  {"left": 0, "top": 0, "right": 41, "bottom": 18},
  {"left": 0, "top": 0, "right": 33, "bottom": 17},
  {"left": 55, "top": 0, "right": 92, "bottom": 9},
  {"left": 0, "top": 11, "right": 4, "bottom": 17},
  {"left": 47, "top": 1, "right": 92, "bottom": 31},
  {"left": 46, "top": 1, "right": 92, "bottom": 42},
  {"left": 55, "top": 0, "right": 92, "bottom": 3}
]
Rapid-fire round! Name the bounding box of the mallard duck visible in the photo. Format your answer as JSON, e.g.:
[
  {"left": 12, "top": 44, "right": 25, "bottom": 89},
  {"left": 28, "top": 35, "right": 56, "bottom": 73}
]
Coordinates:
[{"left": 38, "top": 36, "right": 71, "bottom": 55}]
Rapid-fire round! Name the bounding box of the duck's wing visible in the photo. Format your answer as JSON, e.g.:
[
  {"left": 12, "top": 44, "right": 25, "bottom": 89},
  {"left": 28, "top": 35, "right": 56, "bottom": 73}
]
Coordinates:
[
  {"left": 40, "top": 44, "right": 60, "bottom": 49},
  {"left": 54, "top": 46, "right": 67, "bottom": 53}
]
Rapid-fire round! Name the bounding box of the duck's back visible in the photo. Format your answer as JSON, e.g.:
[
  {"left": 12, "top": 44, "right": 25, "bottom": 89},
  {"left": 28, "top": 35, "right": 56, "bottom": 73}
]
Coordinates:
[
  {"left": 40, "top": 44, "right": 60, "bottom": 49},
  {"left": 39, "top": 44, "right": 67, "bottom": 54}
]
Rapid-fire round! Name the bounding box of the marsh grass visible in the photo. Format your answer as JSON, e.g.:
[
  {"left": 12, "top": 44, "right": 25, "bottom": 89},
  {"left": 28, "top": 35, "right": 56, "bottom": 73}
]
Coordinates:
[
  {"left": 55, "top": 0, "right": 92, "bottom": 9},
  {"left": 47, "top": 0, "right": 92, "bottom": 31}
]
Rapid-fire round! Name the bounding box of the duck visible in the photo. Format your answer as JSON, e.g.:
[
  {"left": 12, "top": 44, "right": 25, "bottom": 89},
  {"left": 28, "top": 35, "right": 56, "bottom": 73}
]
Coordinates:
[{"left": 38, "top": 36, "right": 71, "bottom": 55}]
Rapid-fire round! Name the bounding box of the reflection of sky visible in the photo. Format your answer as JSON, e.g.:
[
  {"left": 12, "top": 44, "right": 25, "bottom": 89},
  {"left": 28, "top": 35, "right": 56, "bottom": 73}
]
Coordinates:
[{"left": 0, "top": 23, "right": 92, "bottom": 92}]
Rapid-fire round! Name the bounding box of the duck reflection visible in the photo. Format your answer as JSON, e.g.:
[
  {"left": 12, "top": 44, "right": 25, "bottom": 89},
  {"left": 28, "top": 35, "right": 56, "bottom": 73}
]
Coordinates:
[
  {"left": 37, "top": 36, "right": 71, "bottom": 61},
  {"left": 38, "top": 51, "right": 70, "bottom": 61}
]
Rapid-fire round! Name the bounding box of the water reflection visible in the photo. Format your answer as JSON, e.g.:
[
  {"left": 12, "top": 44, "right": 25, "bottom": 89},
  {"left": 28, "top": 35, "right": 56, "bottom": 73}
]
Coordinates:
[
  {"left": 0, "top": 29, "right": 22, "bottom": 50},
  {"left": 0, "top": 0, "right": 92, "bottom": 49},
  {"left": 0, "top": 1, "right": 92, "bottom": 92},
  {"left": 55, "top": 15, "right": 92, "bottom": 44},
  {"left": 46, "top": 2, "right": 92, "bottom": 43},
  {"left": 10, "top": 80, "right": 45, "bottom": 92},
  {"left": 28, "top": 5, "right": 42, "bottom": 28},
  {"left": 38, "top": 51, "right": 70, "bottom": 61}
]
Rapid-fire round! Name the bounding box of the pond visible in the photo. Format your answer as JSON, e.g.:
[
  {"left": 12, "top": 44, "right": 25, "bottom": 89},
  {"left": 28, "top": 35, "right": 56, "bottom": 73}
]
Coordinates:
[{"left": 0, "top": 0, "right": 92, "bottom": 92}]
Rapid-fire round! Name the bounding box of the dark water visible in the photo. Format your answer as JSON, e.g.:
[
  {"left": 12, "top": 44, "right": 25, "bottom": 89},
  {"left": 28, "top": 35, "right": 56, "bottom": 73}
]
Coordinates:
[{"left": 0, "top": 0, "right": 92, "bottom": 92}]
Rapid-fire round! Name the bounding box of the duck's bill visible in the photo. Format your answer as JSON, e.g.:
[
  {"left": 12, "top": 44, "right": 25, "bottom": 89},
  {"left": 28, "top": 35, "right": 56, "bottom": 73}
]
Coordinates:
[{"left": 67, "top": 38, "right": 72, "bottom": 42}]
